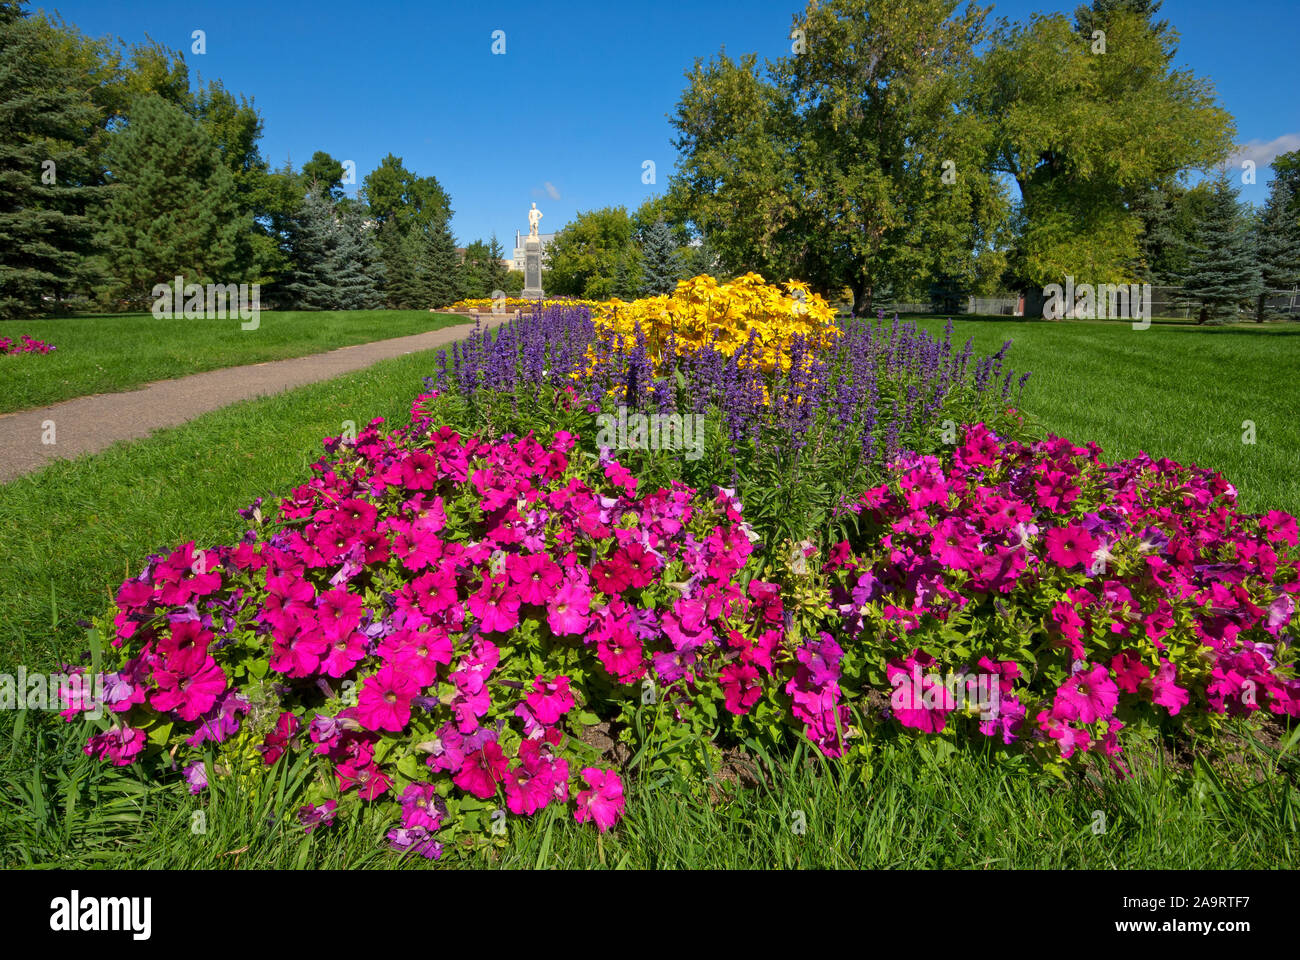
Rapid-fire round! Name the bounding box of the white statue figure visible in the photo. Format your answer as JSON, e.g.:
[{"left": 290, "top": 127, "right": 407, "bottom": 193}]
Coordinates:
[{"left": 528, "top": 202, "right": 543, "bottom": 239}]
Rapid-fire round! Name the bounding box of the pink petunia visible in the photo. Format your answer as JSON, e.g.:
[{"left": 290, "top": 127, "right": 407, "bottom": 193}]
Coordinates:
[
  {"left": 84, "top": 726, "right": 146, "bottom": 766},
  {"left": 720, "top": 662, "right": 763, "bottom": 714},
  {"left": 546, "top": 580, "right": 591, "bottom": 636},
  {"left": 356, "top": 663, "right": 419, "bottom": 732},
  {"left": 1051, "top": 664, "right": 1118, "bottom": 725},
  {"left": 525, "top": 675, "right": 575, "bottom": 725},
  {"left": 1043, "top": 524, "right": 1099, "bottom": 569},
  {"left": 454, "top": 741, "right": 509, "bottom": 799},
  {"left": 1147, "top": 659, "right": 1189, "bottom": 716},
  {"left": 573, "top": 767, "right": 625, "bottom": 832},
  {"left": 468, "top": 573, "right": 521, "bottom": 634},
  {"left": 150, "top": 656, "right": 228, "bottom": 722}
]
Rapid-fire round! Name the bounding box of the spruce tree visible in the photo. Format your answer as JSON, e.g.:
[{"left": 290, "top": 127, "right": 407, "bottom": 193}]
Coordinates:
[
  {"left": 459, "top": 239, "right": 493, "bottom": 300},
  {"left": 99, "top": 94, "right": 243, "bottom": 302},
  {"left": 331, "top": 204, "right": 383, "bottom": 310},
  {"left": 639, "top": 219, "right": 682, "bottom": 295},
  {"left": 277, "top": 189, "right": 335, "bottom": 308},
  {"left": 1255, "top": 180, "right": 1300, "bottom": 322},
  {"left": 613, "top": 252, "right": 642, "bottom": 300},
  {"left": 1132, "top": 181, "right": 1182, "bottom": 283},
  {"left": 420, "top": 220, "right": 463, "bottom": 308},
  {"left": 1180, "top": 174, "right": 1261, "bottom": 324},
  {"left": 486, "top": 234, "right": 509, "bottom": 296},
  {"left": 0, "top": 4, "right": 105, "bottom": 319},
  {"left": 378, "top": 221, "right": 421, "bottom": 309}
]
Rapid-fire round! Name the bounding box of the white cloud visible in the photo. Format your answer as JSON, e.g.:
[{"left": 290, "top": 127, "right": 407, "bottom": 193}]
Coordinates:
[
  {"left": 1229, "top": 133, "right": 1300, "bottom": 171},
  {"left": 530, "top": 181, "right": 562, "bottom": 201}
]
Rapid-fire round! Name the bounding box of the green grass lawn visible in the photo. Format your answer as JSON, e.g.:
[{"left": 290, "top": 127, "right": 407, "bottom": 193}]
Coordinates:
[
  {"left": 1, "top": 317, "right": 1297, "bottom": 869},
  {"left": 0, "top": 310, "right": 468, "bottom": 414},
  {"left": 914, "top": 316, "right": 1300, "bottom": 515}
]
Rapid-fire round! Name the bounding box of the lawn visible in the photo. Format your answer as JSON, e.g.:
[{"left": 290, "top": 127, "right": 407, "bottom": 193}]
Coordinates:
[
  {"left": 914, "top": 316, "right": 1300, "bottom": 515},
  {"left": 1, "top": 316, "right": 1297, "bottom": 869},
  {"left": 0, "top": 310, "right": 469, "bottom": 414}
]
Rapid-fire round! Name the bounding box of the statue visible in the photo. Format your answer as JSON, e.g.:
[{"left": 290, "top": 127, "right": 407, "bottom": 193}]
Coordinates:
[{"left": 528, "top": 202, "right": 543, "bottom": 239}]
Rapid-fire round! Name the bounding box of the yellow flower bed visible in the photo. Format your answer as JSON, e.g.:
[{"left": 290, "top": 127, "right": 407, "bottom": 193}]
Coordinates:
[
  {"left": 590, "top": 274, "right": 838, "bottom": 374},
  {"left": 447, "top": 296, "right": 605, "bottom": 311}
]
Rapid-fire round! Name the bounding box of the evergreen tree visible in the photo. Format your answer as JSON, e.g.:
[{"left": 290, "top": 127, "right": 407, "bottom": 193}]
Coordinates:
[
  {"left": 1254, "top": 179, "right": 1300, "bottom": 322},
  {"left": 639, "top": 218, "right": 682, "bottom": 295},
  {"left": 486, "top": 234, "right": 509, "bottom": 296},
  {"left": 0, "top": 3, "right": 106, "bottom": 318},
  {"left": 277, "top": 188, "right": 380, "bottom": 309},
  {"left": 612, "top": 252, "right": 643, "bottom": 300},
  {"left": 277, "top": 189, "right": 334, "bottom": 308},
  {"left": 1180, "top": 174, "right": 1262, "bottom": 324},
  {"left": 420, "top": 220, "right": 463, "bottom": 308},
  {"left": 330, "top": 204, "right": 382, "bottom": 310},
  {"left": 378, "top": 220, "right": 421, "bottom": 309},
  {"left": 459, "top": 239, "right": 494, "bottom": 300},
  {"left": 1132, "top": 180, "right": 1181, "bottom": 282},
  {"left": 99, "top": 93, "right": 242, "bottom": 302}
]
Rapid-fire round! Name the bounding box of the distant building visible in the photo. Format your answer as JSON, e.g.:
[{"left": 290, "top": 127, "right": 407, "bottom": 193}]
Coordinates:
[{"left": 513, "top": 230, "right": 556, "bottom": 272}]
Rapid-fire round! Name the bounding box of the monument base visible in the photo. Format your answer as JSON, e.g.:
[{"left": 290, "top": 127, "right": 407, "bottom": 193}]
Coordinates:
[{"left": 522, "top": 236, "right": 544, "bottom": 301}]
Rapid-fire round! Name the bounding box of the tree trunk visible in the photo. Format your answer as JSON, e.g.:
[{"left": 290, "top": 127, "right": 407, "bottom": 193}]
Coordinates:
[{"left": 851, "top": 279, "right": 873, "bottom": 318}]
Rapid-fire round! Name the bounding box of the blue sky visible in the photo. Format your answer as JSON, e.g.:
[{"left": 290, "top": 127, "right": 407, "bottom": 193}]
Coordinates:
[{"left": 34, "top": 0, "right": 1300, "bottom": 245}]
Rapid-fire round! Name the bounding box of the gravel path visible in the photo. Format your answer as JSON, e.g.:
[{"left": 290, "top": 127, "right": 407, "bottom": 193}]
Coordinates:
[{"left": 0, "top": 316, "right": 506, "bottom": 484}]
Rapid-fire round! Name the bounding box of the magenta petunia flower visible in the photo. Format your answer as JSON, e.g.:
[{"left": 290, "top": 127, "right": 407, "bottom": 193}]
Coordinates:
[
  {"left": 1044, "top": 524, "right": 1099, "bottom": 569},
  {"left": 504, "top": 761, "right": 553, "bottom": 816},
  {"left": 183, "top": 761, "right": 208, "bottom": 794},
  {"left": 1146, "top": 659, "right": 1189, "bottom": 715},
  {"left": 573, "top": 767, "right": 625, "bottom": 832},
  {"left": 546, "top": 580, "right": 591, "bottom": 636},
  {"left": 720, "top": 662, "right": 762, "bottom": 714},
  {"left": 356, "top": 663, "right": 419, "bottom": 732},
  {"left": 1051, "top": 665, "right": 1117, "bottom": 724},
  {"left": 399, "top": 782, "right": 445, "bottom": 830},
  {"left": 596, "top": 626, "right": 644, "bottom": 682},
  {"left": 525, "top": 675, "right": 575, "bottom": 725},
  {"left": 156, "top": 620, "right": 214, "bottom": 675},
  {"left": 453, "top": 742, "right": 509, "bottom": 799},
  {"left": 387, "top": 826, "right": 442, "bottom": 859},
  {"left": 84, "top": 726, "right": 146, "bottom": 766},
  {"left": 468, "top": 573, "right": 521, "bottom": 634},
  {"left": 507, "top": 552, "right": 563, "bottom": 605},
  {"left": 150, "top": 656, "right": 228, "bottom": 722},
  {"left": 298, "top": 800, "right": 338, "bottom": 834},
  {"left": 1109, "top": 650, "right": 1151, "bottom": 694}
]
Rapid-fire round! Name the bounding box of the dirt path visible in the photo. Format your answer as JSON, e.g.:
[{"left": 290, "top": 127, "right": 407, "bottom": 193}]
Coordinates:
[{"left": 0, "top": 315, "right": 507, "bottom": 485}]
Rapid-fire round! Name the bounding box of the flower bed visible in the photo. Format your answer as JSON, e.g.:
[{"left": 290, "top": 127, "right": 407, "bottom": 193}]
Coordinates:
[
  {"left": 65, "top": 281, "right": 1299, "bottom": 857},
  {"left": 0, "top": 334, "right": 56, "bottom": 354},
  {"left": 72, "top": 396, "right": 798, "bottom": 857},
  {"left": 430, "top": 302, "right": 1028, "bottom": 544},
  {"left": 818, "top": 424, "right": 1299, "bottom": 766}
]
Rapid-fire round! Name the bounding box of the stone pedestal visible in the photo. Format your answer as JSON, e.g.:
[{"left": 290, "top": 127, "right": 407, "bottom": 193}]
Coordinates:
[{"left": 521, "top": 236, "right": 544, "bottom": 300}]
